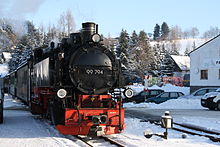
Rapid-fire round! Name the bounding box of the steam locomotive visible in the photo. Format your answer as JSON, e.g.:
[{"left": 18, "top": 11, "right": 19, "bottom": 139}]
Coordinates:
[{"left": 5, "top": 22, "right": 133, "bottom": 136}]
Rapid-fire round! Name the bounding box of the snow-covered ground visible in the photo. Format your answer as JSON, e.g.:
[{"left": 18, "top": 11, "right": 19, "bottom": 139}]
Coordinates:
[
  {"left": 118, "top": 117, "right": 220, "bottom": 147},
  {"left": 1, "top": 95, "right": 83, "bottom": 147},
  {"left": 121, "top": 84, "right": 220, "bottom": 146},
  {"left": 150, "top": 38, "right": 207, "bottom": 55}
]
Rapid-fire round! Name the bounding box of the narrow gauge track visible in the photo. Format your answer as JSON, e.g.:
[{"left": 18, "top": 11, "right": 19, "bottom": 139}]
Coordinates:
[
  {"left": 126, "top": 111, "right": 220, "bottom": 142},
  {"left": 148, "top": 120, "right": 220, "bottom": 142},
  {"left": 74, "top": 135, "right": 126, "bottom": 147}
]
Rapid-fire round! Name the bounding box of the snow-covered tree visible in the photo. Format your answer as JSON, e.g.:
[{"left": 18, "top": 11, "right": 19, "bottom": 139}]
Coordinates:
[
  {"left": 130, "top": 30, "right": 138, "bottom": 48},
  {"left": 128, "top": 30, "right": 155, "bottom": 77},
  {"left": 160, "top": 52, "right": 175, "bottom": 76},
  {"left": 117, "top": 29, "right": 129, "bottom": 66}
]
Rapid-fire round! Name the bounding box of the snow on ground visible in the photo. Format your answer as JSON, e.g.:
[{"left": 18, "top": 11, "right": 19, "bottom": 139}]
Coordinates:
[
  {"left": 117, "top": 118, "right": 219, "bottom": 147},
  {"left": 124, "top": 98, "right": 203, "bottom": 109},
  {"left": 150, "top": 38, "right": 207, "bottom": 55},
  {"left": 122, "top": 84, "right": 220, "bottom": 146},
  {"left": 1, "top": 95, "right": 83, "bottom": 147}
]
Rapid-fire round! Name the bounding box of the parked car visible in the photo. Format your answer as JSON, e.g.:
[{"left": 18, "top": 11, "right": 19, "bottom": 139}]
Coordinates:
[
  {"left": 145, "top": 92, "right": 184, "bottom": 104},
  {"left": 201, "top": 88, "right": 220, "bottom": 110},
  {"left": 130, "top": 89, "right": 164, "bottom": 103},
  {"left": 180, "top": 87, "right": 218, "bottom": 99}
]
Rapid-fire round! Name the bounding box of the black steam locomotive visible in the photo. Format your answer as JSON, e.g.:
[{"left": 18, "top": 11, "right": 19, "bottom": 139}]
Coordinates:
[{"left": 5, "top": 22, "right": 132, "bottom": 136}]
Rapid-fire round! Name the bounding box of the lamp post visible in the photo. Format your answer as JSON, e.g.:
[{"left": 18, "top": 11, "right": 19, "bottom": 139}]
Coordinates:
[
  {"left": 161, "top": 111, "right": 173, "bottom": 139},
  {"left": 144, "top": 111, "right": 173, "bottom": 140}
]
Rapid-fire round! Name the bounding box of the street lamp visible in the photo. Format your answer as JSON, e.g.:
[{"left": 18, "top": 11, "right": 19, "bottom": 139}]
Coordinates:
[
  {"left": 161, "top": 111, "right": 173, "bottom": 139},
  {"left": 144, "top": 111, "right": 173, "bottom": 140}
]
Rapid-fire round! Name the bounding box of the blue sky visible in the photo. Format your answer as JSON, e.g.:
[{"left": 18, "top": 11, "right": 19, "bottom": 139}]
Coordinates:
[{"left": 3, "top": 0, "right": 220, "bottom": 37}]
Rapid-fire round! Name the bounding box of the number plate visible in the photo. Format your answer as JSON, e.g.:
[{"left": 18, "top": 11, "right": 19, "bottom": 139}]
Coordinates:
[{"left": 86, "top": 69, "right": 104, "bottom": 75}]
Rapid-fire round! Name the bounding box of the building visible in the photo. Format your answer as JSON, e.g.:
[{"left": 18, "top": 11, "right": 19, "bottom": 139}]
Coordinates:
[
  {"left": 189, "top": 35, "right": 220, "bottom": 93},
  {"left": 161, "top": 55, "right": 190, "bottom": 86},
  {"left": 170, "top": 55, "right": 190, "bottom": 76}
]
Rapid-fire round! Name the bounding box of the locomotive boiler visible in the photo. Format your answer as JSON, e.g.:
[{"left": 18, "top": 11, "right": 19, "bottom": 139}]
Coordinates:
[{"left": 7, "top": 22, "right": 133, "bottom": 136}]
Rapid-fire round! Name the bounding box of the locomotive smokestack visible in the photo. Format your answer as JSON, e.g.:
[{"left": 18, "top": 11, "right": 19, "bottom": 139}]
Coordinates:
[{"left": 82, "top": 22, "right": 96, "bottom": 43}]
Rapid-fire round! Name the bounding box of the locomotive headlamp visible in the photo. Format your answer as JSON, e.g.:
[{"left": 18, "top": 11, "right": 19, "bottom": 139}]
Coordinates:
[
  {"left": 92, "top": 34, "right": 101, "bottom": 43},
  {"left": 57, "top": 89, "right": 67, "bottom": 99},
  {"left": 124, "top": 88, "right": 134, "bottom": 98},
  {"left": 100, "top": 115, "right": 108, "bottom": 124}
]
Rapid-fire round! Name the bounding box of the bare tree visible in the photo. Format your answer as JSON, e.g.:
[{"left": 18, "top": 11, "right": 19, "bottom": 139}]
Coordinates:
[
  {"left": 191, "top": 27, "right": 199, "bottom": 38},
  {"left": 203, "top": 26, "right": 220, "bottom": 39},
  {"left": 66, "top": 10, "right": 75, "bottom": 36},
  {"left": 58, "top": 12, "right": 66, "bottom": 38},
  {"left": 168, "top": 25, "right": 182, "bottom": 40},
  {"left": 183, "top": 30, "right": 190, "bottom": 39}
]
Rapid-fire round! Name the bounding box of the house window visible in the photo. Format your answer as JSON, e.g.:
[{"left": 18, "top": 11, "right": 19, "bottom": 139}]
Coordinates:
[{"left": 201, "top": 70, "right": 208, "bottom": 80}]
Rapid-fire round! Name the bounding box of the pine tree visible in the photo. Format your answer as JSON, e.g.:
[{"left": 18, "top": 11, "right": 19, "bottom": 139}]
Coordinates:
[
  {"left": 130, "top": 30, "right": 138, "bottom": 47},
  {"left": 161, "top": 22, "right": 169, "bottom": 40},
  {"left": 131, "top": 30, "right": 155, "bottom": 75},
  {"left": 153, "top": 24, "right": 160, "bottom": 40},
  {"left": 160, "top": 52, "right": 175, "bottom": 76},
  {"left": 117, "top": 29, "right": 129, "bottom": 66},
  {"left": 138, "top": 30, "right": 147, "bottom": 41}
]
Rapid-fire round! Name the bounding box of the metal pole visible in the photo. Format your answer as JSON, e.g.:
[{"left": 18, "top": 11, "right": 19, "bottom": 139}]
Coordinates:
[{"left": 164, "top": 128, "right": 168, "bottom": 139}]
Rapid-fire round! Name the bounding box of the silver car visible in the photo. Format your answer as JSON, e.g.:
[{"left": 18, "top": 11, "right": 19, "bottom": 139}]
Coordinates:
[{"left": 180, "top": 88, "right": 218, "bottom": 99}]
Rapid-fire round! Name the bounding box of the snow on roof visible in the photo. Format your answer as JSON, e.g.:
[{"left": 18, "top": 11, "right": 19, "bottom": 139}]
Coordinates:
[
  {"left": 0, "top": 63, "right": 9, "bottom": 77},
  {"left": 171, "top": 55, "right": 190, "bottom": 71},
  {"left": 2, "top": 52, "right": 12, "bottom": 60}
]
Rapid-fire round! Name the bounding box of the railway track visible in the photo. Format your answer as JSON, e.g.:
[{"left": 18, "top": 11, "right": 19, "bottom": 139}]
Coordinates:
[
  {"left": 147, "top": 120, "right": 220, "bottom": 142},
  {"left": 173, "top": 122, "right": 220, "bottom": 142},
  {"left": 126, "top": 111, "right": 220, "bottom": 142},
  {"left": 73, "top": 135, "right": 126, "bottom": 147}
]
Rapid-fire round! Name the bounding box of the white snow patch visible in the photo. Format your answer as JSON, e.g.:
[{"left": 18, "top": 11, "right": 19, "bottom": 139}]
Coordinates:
[
  {"left": 171, "top": 55, "right": 190, "bottom": 70},
  {"left": 0, "top": 63, "right": 9, "bottom": 77},
  {"left": 1, "top": 95, "right": 82, "bottom": 147},
  {"left": 114, "top": 118, "right": 220, "bottom": 147},
  {"left": 124, "top": 98, "right": 203, "bottom": 109}
]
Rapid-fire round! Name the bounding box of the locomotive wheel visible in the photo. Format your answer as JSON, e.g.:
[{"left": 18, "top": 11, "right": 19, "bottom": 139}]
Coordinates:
[
  {"left": 208, "top": 107, "right": 215, "bottom": 110},
  {"left": 49, "top": 100, "right": 64, "bottom": 125},
  {"left": 49, "top": 101, "right": 56, "bottom": 125},
  {"left": 0, "top": 100, "right": 3, "bottom": 124},
  {"left": 217, "top": 101, "right": 220, "bottom": 111}
]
